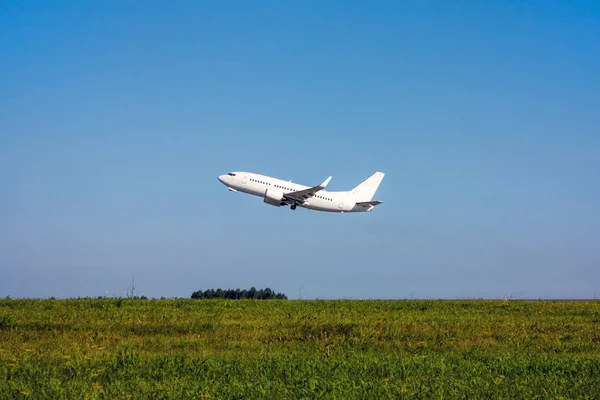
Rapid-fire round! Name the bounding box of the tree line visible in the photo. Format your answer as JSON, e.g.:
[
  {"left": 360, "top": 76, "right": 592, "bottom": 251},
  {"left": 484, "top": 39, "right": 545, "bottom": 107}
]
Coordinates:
[{"left": 191, "top": 287, "right": 287, "bottom": 300}]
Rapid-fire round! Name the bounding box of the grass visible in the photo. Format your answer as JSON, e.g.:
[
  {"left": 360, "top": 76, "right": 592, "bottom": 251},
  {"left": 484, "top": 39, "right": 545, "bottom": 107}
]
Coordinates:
[{"left": 1, "top": 298, "right": 599, "bottom": 399}]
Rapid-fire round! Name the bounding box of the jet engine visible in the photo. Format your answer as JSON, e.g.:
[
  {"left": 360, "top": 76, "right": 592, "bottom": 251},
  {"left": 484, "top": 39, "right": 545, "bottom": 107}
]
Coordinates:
[{"left": 263, "top": 189, "right": 285, "bottom": 206}]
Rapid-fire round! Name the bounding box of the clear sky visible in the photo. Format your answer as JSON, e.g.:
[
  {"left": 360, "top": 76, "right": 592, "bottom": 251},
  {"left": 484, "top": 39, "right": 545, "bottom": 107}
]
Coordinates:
[{"left": 1, "top": 1, "right": 599, "bottom": 299}]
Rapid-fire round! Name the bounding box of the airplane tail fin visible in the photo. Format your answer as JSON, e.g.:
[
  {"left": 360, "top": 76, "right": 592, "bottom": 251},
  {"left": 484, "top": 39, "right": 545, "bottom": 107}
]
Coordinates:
[{"left": 350, "top": 172, "right": 385, "bottom": 202}]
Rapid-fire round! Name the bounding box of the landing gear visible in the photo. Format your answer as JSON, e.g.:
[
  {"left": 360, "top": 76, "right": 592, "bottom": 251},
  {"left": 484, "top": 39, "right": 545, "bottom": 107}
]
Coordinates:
[{"left": 290, "top": 204, "right": 297, "bottom": 210}]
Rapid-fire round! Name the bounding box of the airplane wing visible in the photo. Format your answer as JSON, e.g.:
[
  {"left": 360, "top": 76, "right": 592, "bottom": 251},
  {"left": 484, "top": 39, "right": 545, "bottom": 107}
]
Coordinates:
[{"left": 283, "top": 176, "right": 332, "bottom": 204}]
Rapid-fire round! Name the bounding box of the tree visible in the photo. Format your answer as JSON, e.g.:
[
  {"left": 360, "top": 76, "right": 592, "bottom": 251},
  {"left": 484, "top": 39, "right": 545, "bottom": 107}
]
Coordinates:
[{"left": 190, "top": 287, "right": 287, "bottom": 300}]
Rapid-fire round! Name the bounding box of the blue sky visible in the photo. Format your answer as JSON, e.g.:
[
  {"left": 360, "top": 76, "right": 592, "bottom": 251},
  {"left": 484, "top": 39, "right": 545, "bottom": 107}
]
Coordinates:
[{"left": 1, "top": 1, "right": 599, "bottom": 299}]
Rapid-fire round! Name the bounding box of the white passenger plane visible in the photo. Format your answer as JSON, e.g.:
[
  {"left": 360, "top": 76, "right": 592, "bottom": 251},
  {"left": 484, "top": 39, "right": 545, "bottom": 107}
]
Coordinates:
[{"left": 218, "top": 171, "right": 385, "bottom": 212}]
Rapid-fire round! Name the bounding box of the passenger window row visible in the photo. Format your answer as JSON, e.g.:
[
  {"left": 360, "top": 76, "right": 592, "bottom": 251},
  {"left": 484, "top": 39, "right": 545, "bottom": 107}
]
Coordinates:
[
  {"left": 250, "top": 178, "right": 271, "bottom": 186},
  {"left": 274, "top": 184, "right": 293, "bottom": 191}
]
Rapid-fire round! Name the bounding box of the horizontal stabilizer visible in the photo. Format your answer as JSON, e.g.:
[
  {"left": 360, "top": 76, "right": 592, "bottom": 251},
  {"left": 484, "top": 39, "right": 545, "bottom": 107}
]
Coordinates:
[
  {"left": 355, "top": 200, "right": 382, "bottom": 211},
  {"left": 356, "top": 201, "right": 382, "bottom": 207}
]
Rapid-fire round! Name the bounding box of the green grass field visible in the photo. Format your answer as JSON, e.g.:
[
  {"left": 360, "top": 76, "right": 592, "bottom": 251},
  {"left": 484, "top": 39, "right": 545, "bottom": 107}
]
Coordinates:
[{"left": 1, "top": 299, "right": 599, "bottom": 399}]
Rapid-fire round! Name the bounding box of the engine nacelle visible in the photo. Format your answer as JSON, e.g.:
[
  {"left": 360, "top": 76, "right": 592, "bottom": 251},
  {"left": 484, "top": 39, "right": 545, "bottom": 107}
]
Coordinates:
[{"left": 263, "top": 188, "right": 285, "bottom": 206}]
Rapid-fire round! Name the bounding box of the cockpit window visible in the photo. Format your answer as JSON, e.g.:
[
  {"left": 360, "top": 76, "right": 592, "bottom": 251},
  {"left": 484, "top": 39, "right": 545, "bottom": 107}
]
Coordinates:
[{"left": 227, "top": 173, "right": 236, "bottom": 176}]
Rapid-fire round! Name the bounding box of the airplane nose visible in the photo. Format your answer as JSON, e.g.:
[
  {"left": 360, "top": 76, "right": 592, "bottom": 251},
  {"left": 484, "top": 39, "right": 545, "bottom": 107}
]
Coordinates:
[{"left": 218, "top": 175, "right": 226, "bottom": 184}]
